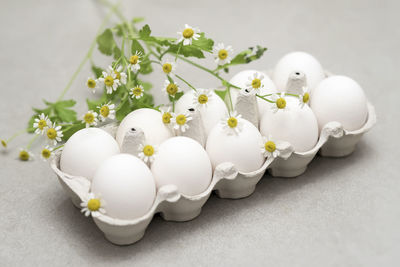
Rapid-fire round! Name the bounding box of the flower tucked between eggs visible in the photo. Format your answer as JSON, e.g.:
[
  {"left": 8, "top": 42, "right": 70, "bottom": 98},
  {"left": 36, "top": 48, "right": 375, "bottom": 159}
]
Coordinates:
[
  {"left": 177, "top": 24, "right": 200, "bottom": 46},
  {"left": 213, "top": 43, "right": 233, "bottom": 65},
  {"left": 138, "top": 144, "right": 157, "bottom": 164},
  {"left": 80, "top": 193, "right": 105, "bottom": 217},
  {"left": 298, "top": 86, "right": 310, "bottom": 108},
  {"left": 161, "top": 108, "right": 173, "bottom": 124},
  {"left": 193, "top": 89, "right": 212, "bottom": 108},
  {"left": 261, "top": 135, "right": 280, "bottom": 158},
  {"left": 246, "top": 72, "right": 264, "bottom": 92},
  {"left": 172, "top": 112, "right": 192, "bottom": 133}
]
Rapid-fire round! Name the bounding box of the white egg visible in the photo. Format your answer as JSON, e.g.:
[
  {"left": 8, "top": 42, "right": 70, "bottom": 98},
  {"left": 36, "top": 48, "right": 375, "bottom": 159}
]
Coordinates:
[
  {"left": 151, "top": 136, "right": 212, "bottom": 196},
  {"left": 116, "top": 108, "right": 173, "bottom": 148},
  {"left": 60, "top": 128, "right": 120, "bottom": 180},
  {"left": 206, "top": 118, "right": 264, "bottom": 172},
  {"left": 273, "top": 51, "right": 325, "bottom": 92},
  {"left": 175, "top": 89, "right": 228, "bottom": 135},
  {"left": 228, "top": 70, "right": 277, "bottom": 115},
  {"left": 91, "top": 154, "right": 156, "bottom": 220},
  {"left": 260, "top": 97, "right": 319, "bottom": 152},
  {"left": 310, "top": 75, "right": 368, "bottom": 131}
]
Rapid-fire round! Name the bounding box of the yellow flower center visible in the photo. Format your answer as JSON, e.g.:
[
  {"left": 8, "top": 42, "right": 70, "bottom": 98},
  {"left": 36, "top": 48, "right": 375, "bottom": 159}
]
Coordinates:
[
  {"left": 114, "top": 71, "right": 121, "bottom": 80},
  {"left": 38, "top": 119, "right": 47, "bottom": 130},
  {"left": 87, "top": 198, "right": 101, "bottom": 211},
  {"left": 218, "top": 49, "right": 228, "bottom": 60},
  {"left": 302, "top": 92, "right": 310, "bottom": 103},
  {"left": 143, "top": 145, "right": 155, "bottom": 156},
  {"left": 1, "top": 140, "right": 7, "bottom": 148},
  {"left": 264, "top": 141, "right": 276, "bottom": 153},
  {"left": 162, "top": 63, "right": 172, "bottom": 74},
  {"left": 251, "top": 78, "right": 261, "bottom": 89},
  {"left": 84, "top": 113, "right": 95, "bottom": 124},
  {"left": 227, "top": 117, "right": 238, "bottom": 128},
  {"left": 132, "top": 87, "right": 143, "bottom": 96},
  {"left": 87, "top": 79, "right": 96, "bottom": 88},
  {"left": 41, "top": 149, "right": 51, "bottom": 159},
  {"left": 198, "top": 94, "right": 208, "bottom": 104},
  {"left": 104, "top": 76, "right": 114, "bottom": 87},
  {"left": 19, "top": 150, "right": 29, "bottom": 161},
  {"left": 182, "top": 28, "right": 194, "bottom": 38},
  {"left": 276, "top": 98, "right": 286, "bottom": 109},
  {"left": 166, "top": 83, "right": 178, "bottom": 96},
  {"left": 162, "top": 112, "right": 172, "bottom": 124},
  {"left": 176, "top": 114, "right": 187, "bottom": 125},
  {"left": 47, "top": 128, "right": 57, "bottom": 140},
  {"left": 100, "top": 106, "right": 110, "bottom": 118},
  {"left": 130, "top": 55, "right": 139, "bottom": 64}
]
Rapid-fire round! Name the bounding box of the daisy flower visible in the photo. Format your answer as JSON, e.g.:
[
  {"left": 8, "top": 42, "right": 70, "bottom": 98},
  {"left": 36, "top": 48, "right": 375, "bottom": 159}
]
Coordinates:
[
  {"left": 19, "top": 148, "right": 34, "bottom": 161},
  {"left": 1, "top": 139, "right": 7, "bottom": 149},
  {"left": 129, "top": 85, "right": 144, "bottom": 99},
  {"left": 193, "top": 89, "right": 212, "bottom": 109},
  {"left": 161, "top": 107, "right": 173, "bottom": 125},
  {"left": 128, "top": 51, "right": 142, "bottom": 72},
  {"left": 172, "top": 112, "right": 192, "bottom": 133},
  {"left": 298, "top": 86, "right": 310, "bottom": 108},
  {"left": 222, "top": 111, "right": 243, "bottom": 135},
  {"left": 114, "top": 65, "right": 127, "bottom": 85},
  {"left": 98, "top": 66, "right": 121, "bottom": 94},
  {"left": 33, "top": 113, "right": 50, "bottom": 135},
  {"left": 261, "top": 135, "right": 280, "bottom": 158},
  {"left": 271, "top": 93, "right": 288, "bottom": 113},
  {"left": 246, "top": 72, "right": 264, "bottom": 92},
  {"left": 86, "top": 77, "right": 99, "bottom": 93},
  {"left": 40, "top": 146, "right": 54, "bottom": 161},
  {"left": 97, "top": 102, "right": 115, "bottom": 122},
  {"left": 82, "top": 110, "right": 98, "bottom": 128},
  {"left": 80, "top": 193, "right": 105, "bottom": 217},
  {"left": 163, "top": 80, "right": 181, "bottom": 97},
  {"left": 161, "top": 59, "right": 177, "bottom": 74},
  {"left": 177, "top": 24, "right": 201, "bottom": 46},
  {"left": 45, "top": 122, "right": 63, "bottom": 146},
  {"left": 138, "top": 144, "right": 157, "bottom": 164},
  {"left": 213, "top": 43, "right": 233, "bottom": 65}
]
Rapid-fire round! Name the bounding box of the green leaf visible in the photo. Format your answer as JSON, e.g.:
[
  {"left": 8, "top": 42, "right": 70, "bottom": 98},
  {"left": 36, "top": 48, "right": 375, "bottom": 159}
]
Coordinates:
[
  {"left": 116, "top": 98, "right": 131, "bottom": 121},
  {"left": 53, "top": 100, "right": 77, "bottom": 122},
  {"left": 168, "top": 91, "right": 184, "bottom": 102},
  {"left": 192, "top": 33, "right": 214, "bottom": 52},
  {"left": 91, "top": 65, "right": 103, "bottom": 78},
  {"left": 113, "top": 46, "right": 121, "bottom": 60},
  {"left": 97, "top": 29, "right": 115, "bottom": 56},
  {"left": 62, "top": 123, "right": 85, "bottom": 141},
  {"left": 131, "top": 39, "right": 145, "bottom": 55},
  {"left": 55, "top": 100, "right": 76, "bottom": 108},
  {"left": 138, "top": 24, "right": 173, "bottom": 46},
  {"left": 141, "top": 81, "right": 152, "bottom": 91},
  {"left": 27, "top": 115, "right": 36, "bottom": 133},
  {"left": 167, "top": 44, "right": 205, "bottom": 58},
  {"left": 132, "top": 17, "right": 145, "bottom": 24},
  {"left": 214, "top": 88, "right": 228, "bottom": 101},
  {"left": 138, "top": 24, "right": 151, "bottom": 38},
  {"left": 230, "top": 46, "right": 268, "bottom": 66},
  {"left": 86, "top": 94, "right": 107, "bottom": 111}
]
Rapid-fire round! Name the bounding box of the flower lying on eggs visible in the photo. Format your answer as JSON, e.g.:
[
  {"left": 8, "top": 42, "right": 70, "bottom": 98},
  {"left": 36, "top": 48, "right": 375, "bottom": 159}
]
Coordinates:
[
  {"left": 298, "top": 87, "right": 310, "bottom": 108},
  {"left": 193, "top": 89, "right": 213, "bottom": 109},
  {"left": 80, "top": 192, "right": 105, "bottom": 217},
  {"left": 172, "top": 111, "right": 192, "bottom": 133},
  {"left": 246, "top": 72, "right": 265, "bottom": 92},
  {"left": 138, "top": 143, "right": 157, "bottom": 164},
  {"left": 270, "top": 93, "right": 289, "bottom": 113},
  {"left": 222, "top": 111, "right": 243, "bottom": 135}
]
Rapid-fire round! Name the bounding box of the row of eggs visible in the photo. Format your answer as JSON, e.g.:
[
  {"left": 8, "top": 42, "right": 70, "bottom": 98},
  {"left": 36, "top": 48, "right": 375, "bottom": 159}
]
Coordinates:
[{"left": 59, "top": 51, "right": 369, "bottom": 221}]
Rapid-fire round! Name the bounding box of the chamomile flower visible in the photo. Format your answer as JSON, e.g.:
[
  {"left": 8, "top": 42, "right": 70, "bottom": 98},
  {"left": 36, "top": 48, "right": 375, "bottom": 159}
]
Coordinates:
[
  {"left": 161, "top": 59, "right": 177, "bottom": 74},
  {"left": 172, "top": 112, "right": 192, "bottom": 133},
  {"left": 193, "top": 89, "right": 212, "bottom": 108},
  {"left": 19, "top": 148, "right": 34, "bottom": 161},
  {"left": 40, "top": 146, "right": 54, "bottom": 161},
  {"left": 138, "top": 144, "right": 157, "bottom": 164},
  {"left": 129, "top": 85, "right": 144, "bottom": 99},
  {"left": 82, "top": 110, "right": 98, "bottom": 128},
  {"left": 97, "top": 102, "right": 115, "bottom": 122},
  {"left": 80, "top": 193, "right": 105, "bottom": 217},
  {"left": 222, "top": 111, "right": 243, "bottom": 135},
  {"left": 298, "top": 86, "right": 310, "bottom": 108},
  {"left": 98, "top": 66, "right": 121, "bottom": 94},
  {"left": 114, "top": 65, "right": 127, "bottom": 85},
  {"left": 33, "top": 113, "right": 50, "bottom": 135},
  {"left": 177, "top": 24, "right": 200, "bottom": 46},
  {"left": 161, "top": 107, "right": 173, "bottom": 125},
  {"left": 261, "top": 135, "right": 280, "bottom": 158},
  {"left": 163, "top": 80, "right": 181, "bottom": 97},
  {"left": 213, "top": 43, "right": 233, "bottom": 65},
  {"left": 271, "top": 92, "right": 288, "bottom": 113},
  {"left": 246, "top": 72, "right": 264, "bottom": 92},
  {"left": 45, "top": 122, "right": 63, "bottom": 146},
  {"left": 86, "top": 77, "right": 99, "bottom": 93},
  {"left": 128, "top": 51, "right": 142, "bottom": 72}
]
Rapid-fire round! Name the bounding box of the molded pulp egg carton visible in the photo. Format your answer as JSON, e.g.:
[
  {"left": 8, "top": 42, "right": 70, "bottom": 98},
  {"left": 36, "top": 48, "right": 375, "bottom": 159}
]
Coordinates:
[{"left": 51, "top": 71, "right": 376, "bottom": 245}]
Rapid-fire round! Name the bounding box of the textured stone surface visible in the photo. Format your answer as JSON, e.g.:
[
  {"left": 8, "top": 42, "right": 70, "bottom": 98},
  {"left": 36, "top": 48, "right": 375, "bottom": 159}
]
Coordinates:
[{"left": 0, "top": 0, "right": 399, "bottom": 266}]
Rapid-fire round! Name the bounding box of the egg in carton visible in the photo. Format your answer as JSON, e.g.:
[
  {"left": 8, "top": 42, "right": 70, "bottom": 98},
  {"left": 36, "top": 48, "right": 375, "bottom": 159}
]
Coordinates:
[{"left": 51, "top": 112, "right": 277, "bottom": 245}]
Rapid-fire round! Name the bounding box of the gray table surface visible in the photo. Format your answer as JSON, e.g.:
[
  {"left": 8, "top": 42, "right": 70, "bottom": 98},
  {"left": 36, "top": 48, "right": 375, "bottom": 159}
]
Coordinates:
[{"left": 1, "top": 0, "right": 399, "bottom": 266}]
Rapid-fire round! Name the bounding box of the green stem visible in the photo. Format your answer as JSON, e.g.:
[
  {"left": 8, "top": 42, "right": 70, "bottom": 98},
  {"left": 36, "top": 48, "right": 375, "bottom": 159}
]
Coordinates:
[
  {"left": 26, "top": 135, "right": 39, "bottom": 150},
  {"left": 175, "top": 74, "right": 197, "bottom": 91},
  {"left": 5, "top": 129, "right": 27, "bottom": 143},
  {"left": 256, "top": 94, "right": 275, "bottom": 103},
  {"left": 53, "top": 144, "right": 65, "bottom": 151},
  {"left": 227, "top": 86, "right": 234, "bottom": 111},
  {"left": 57, "top": 1, "right": 118, "bottom": 101}
]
